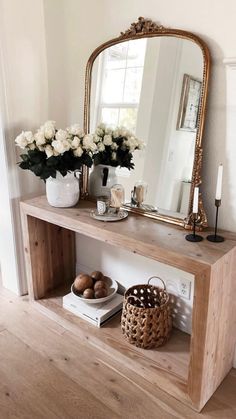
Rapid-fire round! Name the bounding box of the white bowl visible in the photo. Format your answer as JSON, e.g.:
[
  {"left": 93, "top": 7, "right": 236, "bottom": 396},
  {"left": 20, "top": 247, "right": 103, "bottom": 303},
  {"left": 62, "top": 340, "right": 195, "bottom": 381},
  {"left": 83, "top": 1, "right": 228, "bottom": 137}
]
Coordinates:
[{"left": 71, "top": 276, "right": 118, "bottom": 304}]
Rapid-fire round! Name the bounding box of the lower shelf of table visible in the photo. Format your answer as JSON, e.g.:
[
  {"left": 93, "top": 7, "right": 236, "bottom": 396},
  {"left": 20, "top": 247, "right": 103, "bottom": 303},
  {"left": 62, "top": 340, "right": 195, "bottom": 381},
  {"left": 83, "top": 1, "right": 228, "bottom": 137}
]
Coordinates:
[{"left": 33, "top": 283, "right": 192, "bottom": 406}]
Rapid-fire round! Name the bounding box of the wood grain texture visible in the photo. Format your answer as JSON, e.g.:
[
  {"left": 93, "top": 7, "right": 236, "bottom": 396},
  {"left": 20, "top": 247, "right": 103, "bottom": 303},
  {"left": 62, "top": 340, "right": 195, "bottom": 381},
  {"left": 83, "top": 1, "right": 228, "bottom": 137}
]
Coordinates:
[
  {"left": 195, "top": 247, "right": 236, "bottom": 409},
  {"left": 20, "top": 195, "right": 236, "bottom": 412},
  {"left": 188, "top": 266, "right": 212, "bottom": 406},
  {"left": 33, "top": 283, "right": 190, "bottom": 406},
  {"left": 0, "top": 287, "right": 236, "bottom": 419},
  {"left": 0, "top": 330, "right": 117, "bottom": 419},
  {"left": 21, "top": 213, "right": 75, "bottom": 299}
]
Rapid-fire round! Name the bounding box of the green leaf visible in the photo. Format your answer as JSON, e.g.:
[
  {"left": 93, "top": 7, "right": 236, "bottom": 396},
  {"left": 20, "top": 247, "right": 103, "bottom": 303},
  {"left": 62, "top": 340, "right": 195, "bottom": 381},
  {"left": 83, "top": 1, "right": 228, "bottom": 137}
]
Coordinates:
[
  {"left": 83, "top": 154, "right": 93, "bottom": 167},
  {"left": 40, "top": 168, "right": 56, "bottom": 180},
  {"left": 20, "top": 154, "right": 29, "bottom": 162},
  {"left": 46, "top": 156, "right": 58, "bottom": 167},
  {"left": 30, "top": 163, "right": 43, "bottom": 176},
  {"left": 28, "top": 149, "right": 45, "bottom": 164},
  {"left": 19, "top": 161, "right": 30, "bottom": 170},
  {"left": 59, "top": 169, "right": 67, "bottom": 177}
]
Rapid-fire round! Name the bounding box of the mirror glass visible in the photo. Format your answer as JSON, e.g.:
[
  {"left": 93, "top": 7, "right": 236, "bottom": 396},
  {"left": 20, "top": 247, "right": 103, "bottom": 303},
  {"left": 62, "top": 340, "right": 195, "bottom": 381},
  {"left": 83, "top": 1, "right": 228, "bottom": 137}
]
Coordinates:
[{"left": 89, "top": 36, "right": 204, "bottom": 218}]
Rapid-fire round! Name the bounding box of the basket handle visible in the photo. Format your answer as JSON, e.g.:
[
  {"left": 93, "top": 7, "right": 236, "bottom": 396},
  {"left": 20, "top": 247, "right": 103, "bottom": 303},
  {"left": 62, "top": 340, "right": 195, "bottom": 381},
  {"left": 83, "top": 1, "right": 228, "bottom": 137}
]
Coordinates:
[{"left": 147, "top": 276, "right": 166, "bottom": 290}]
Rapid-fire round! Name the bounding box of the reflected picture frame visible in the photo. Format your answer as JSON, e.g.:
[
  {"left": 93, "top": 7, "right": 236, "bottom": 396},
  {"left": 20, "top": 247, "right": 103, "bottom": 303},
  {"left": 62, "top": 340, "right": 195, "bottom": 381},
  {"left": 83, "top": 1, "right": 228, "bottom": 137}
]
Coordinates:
[{"left": 177, "top": 74, "right": 202, "bottom": 132}]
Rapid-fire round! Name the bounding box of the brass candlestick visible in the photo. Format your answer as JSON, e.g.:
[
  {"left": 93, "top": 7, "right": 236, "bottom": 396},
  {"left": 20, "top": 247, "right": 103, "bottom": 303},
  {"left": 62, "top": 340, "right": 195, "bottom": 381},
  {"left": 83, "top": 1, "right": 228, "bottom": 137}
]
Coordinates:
[{"left": 207, "top": 199, "right": 224, "bottom": 242}]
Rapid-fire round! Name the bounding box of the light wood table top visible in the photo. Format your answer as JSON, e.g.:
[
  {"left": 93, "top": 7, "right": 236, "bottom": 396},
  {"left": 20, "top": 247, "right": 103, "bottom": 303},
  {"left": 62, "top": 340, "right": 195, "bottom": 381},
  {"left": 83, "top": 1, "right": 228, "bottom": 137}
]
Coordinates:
[{"left": 21, "top": 195, "right": 236, "bottom": 275}]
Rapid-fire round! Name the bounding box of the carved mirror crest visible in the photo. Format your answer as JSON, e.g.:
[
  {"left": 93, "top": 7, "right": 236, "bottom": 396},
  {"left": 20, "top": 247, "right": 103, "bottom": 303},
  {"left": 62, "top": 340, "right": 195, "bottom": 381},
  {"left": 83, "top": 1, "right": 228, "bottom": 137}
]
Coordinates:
[{"left": 82, "top": 17, "right": 210, "bottom": 229}]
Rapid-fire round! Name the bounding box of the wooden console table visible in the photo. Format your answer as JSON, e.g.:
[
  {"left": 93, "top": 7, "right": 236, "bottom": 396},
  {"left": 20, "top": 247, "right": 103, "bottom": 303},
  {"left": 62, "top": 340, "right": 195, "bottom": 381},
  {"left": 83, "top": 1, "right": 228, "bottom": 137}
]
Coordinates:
[{"left": 20, "top": 195, "right": 236, "bottom": 412}]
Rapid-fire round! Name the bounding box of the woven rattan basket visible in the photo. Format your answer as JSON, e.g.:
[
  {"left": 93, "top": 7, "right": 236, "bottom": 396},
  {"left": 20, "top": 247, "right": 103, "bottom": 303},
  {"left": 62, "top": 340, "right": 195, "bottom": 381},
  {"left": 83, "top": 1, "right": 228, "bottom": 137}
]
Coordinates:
[{"left": 121, "top": 276, "right": 172, "bottom": 349}]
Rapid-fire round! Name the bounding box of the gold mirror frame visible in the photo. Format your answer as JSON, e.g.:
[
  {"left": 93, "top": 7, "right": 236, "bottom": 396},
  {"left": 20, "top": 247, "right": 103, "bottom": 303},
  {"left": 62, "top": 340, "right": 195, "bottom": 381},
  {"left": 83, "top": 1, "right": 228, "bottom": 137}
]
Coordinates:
[{"left": 82, "top": 17, "right": 210, "bottom": 229}]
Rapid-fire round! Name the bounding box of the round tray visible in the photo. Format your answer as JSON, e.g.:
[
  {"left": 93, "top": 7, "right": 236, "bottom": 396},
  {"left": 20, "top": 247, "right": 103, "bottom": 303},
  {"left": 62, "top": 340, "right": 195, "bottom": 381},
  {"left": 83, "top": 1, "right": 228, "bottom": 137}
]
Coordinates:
[
  {"left": 71, "top": 276, "right": 118, "bottom": 304},
  {"left": 90, "top": 209, "right": 128, "bottom": 222}
]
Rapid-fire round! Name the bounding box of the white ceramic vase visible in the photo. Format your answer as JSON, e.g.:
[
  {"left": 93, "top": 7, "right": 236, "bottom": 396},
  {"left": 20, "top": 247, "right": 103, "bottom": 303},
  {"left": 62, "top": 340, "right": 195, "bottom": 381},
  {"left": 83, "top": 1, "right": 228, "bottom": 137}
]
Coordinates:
[
  {"left": 46, "top": 171, "right": 80, "bottom": 207},
  {"left": 89, "top": 164, "right": 117, "bottom": 197}
]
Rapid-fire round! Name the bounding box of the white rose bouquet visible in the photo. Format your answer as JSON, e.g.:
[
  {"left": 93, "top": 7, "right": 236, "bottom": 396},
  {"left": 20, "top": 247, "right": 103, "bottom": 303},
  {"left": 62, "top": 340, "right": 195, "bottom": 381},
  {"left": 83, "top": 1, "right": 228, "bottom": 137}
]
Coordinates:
[
  {"left": 92, "top": 123, "right": 144, "bottom": 170},
  {"left": 15, "top": 121, "right": 96, "bottom": 180}
]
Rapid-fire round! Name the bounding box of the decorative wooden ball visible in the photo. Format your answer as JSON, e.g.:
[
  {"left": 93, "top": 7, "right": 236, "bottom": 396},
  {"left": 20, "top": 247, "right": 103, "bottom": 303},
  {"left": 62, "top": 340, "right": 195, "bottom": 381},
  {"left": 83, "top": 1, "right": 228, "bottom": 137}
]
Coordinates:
[
  {"left": 83, "top": 288, "right": 94, "bottom": 299},
  {"left": 74, "top": 273, "right": 93, "bottom": 293},
  {"left": 95, "top": 288, "right": 108, "bottom": 299},
  {"left": 91, "top": 271, "right": 104, "bottom": 282},
  {"left": 94, "top": 280, "right": 108, "bottom": 292}
]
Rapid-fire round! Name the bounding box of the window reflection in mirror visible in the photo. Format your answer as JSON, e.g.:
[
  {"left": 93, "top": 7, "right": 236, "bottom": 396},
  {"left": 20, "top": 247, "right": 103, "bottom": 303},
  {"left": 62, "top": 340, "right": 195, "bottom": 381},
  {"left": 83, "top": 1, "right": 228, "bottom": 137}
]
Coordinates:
[{"left": 90, "top": 37, "right": 203, "bottom": 218}]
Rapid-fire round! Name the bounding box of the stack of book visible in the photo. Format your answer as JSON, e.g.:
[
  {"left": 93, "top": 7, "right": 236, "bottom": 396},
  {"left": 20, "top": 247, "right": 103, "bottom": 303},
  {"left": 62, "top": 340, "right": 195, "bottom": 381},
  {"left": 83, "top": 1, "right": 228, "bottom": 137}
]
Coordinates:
[{"left": 63, "top": 292, "right": 123, "bottom": 327}]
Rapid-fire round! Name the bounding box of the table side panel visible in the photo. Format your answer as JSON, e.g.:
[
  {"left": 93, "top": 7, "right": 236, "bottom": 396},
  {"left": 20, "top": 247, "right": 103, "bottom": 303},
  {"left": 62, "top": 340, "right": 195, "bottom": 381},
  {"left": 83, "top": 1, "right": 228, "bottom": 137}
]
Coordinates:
[
  {"left": 22, "top": 215, "right": 75, "bottom": 299},
  {"left": 198, "top": 247, "right": 236, "bottom": 409},
  {"left": 187, "top": 266, "right": 211, "bottom": 410}
]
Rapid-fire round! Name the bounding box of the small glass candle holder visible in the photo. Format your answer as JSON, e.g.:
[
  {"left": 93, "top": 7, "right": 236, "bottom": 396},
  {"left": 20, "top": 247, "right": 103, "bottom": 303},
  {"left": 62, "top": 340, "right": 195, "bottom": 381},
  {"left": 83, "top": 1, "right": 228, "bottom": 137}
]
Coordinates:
[
  {"left": 110, "top": 184, "right": 125, "bottom": 213},
  {"left": 133, "top": 181, "right": 148, "bottom": 207},
  {"left": 96, "top": 196, "right": 109, "bottom": 215}
]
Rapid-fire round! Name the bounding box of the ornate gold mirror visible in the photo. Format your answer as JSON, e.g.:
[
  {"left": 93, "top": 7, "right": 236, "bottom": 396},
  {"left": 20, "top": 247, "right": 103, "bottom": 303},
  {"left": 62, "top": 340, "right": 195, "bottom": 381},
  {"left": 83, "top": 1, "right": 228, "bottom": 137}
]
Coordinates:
[{"left": 82, "top": 17, "right": 210, "bottom": 229}]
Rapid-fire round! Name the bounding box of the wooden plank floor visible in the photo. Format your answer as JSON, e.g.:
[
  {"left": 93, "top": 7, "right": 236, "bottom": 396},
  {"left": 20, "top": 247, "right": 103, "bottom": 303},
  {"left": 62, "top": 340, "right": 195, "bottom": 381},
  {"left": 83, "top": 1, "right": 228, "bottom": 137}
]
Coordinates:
[{"left": 0, "top": 287, "right": 235, "bottom": 419}]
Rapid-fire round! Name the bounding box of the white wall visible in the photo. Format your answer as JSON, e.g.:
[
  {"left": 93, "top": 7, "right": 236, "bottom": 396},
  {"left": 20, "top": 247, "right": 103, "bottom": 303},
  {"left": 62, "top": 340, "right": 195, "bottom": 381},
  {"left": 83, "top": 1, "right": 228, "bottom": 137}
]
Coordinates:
[
  {"left": 0, "top": 0, "right": 48, "bottom": 293},
  {"left": 223, "top": 59, "right": 236, "bottom": 367}
]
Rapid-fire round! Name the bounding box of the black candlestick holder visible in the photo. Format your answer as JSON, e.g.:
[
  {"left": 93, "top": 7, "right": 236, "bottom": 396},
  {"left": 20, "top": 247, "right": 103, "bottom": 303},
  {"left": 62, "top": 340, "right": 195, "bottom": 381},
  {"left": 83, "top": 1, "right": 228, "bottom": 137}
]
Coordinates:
[
  {"left": 207, "top": 199, "right": 224, "bottom": 242},
  {"left": 185, "top": 214, "right": 204, "bottom": 242}
]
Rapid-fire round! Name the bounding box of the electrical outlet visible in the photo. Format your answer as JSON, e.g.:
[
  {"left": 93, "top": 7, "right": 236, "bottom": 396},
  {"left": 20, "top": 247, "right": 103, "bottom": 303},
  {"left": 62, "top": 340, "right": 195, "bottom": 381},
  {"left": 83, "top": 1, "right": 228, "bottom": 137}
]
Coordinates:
[{"left": 178, "top": 278, "right": 191, "bottom": 300}]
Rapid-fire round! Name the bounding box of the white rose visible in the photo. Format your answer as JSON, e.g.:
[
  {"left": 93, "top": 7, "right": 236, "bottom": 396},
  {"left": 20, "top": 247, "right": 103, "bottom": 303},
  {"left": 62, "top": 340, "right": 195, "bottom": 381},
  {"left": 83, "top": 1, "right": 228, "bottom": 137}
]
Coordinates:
[
  {"left": 111, "top": 142, "right": 118, "bottom": 150},
  {"left": 95, "top": 127, "right": 104, "bottom": 136},
  {"left": 90, "top": 143, "right": 97, "bottom": 152},
  {"left": 93, "top": 134, "right": 101, "bottom": 143},
  {"left": 120, "top": 128, "right": 130, "bottom": 137},
  {"left": 97, "top": 122, "right": 106, "bottom": 131},
  {"left": 35, "top": 131, "right": 46, "bottom": 146},
  {"left": 103, "top": 134, "right": 112, "bottom": 146},
  {"left": 111, "top": 152, "right": 117, "bottom": 161},
  {"left": 71, "top": 136, "right": 80, "bottom": 149},
  {"left": 125, "top": 136, "right": 138, "bottom": 152},
  {"left": 127, "top": 144, "right": 136, "bottom": 153},
  {"left": 15, "top": 132, "right": 28, "bottom": 148},
  {"left": 44, "top": 126, "right": 55, "bottom": 140},
  {"left": 44, "top": 120, "right": 56, "bottom": 128},
  {"left": 97, "top": 142, "right": 105, "bottom": 152},
  {"left": 113, "top": 129, "right": 120, "bottom": 139},
  {"left": 41, "top": 121, "right": 56, "bottom": 140},
  {"left": 105, "top": 126, "right": 112, "bottom": 135},
  {"left": 83, "top": 134, "right": 97, "bottom": 152},
  {"left": 52, "top": 139, "right": 71, "bottom": 154},
  {"left": 28, "top": 143, "right": 36, "bottom": 150},
  {"left": 78, "top": 130, "right": 85, "bottom": 139},
  {"left": 45, "top": 145, "right": 54, "bottom": 158},
  {"left": 67, "top": 124, "right": 84, "bottom": 137},
  {"left": 73, "top": 147, "right": 83, "bottom": 157},
  {"left": 38, "top": 145, "right": 45, "bottom": 152},
  {"left": 55, "top": 129, "right": 68, "bottom": 142},
  {"left": 24, "top": 131, "right": 34, "bottom": 144}
]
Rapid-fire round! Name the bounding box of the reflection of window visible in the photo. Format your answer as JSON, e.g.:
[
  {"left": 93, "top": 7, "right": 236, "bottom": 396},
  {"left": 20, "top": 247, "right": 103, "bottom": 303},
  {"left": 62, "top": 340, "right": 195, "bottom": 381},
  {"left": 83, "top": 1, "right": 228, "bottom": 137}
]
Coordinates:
[{"left": 95, "top": 39, "right": 147, "bottom": 133}]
